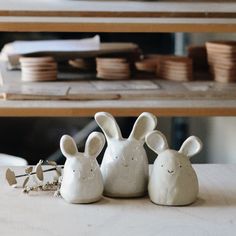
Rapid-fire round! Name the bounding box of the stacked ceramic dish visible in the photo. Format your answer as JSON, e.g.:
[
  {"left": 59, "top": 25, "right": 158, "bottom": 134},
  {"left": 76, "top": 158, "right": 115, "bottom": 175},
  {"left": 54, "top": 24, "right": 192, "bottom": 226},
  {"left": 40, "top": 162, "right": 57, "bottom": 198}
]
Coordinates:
[
  {"left": 20, "top": 56, "right": 57, "bottom": 82},
  {"left": 96, "top": 57, "right": 131, "bottom": 80},
  {"left": 135, "top": 55, "right": 161, "bottom": 73},
  {"left": 69, "top": 58, "right": 95, "bottom": 71},
  {"left": 158, "top": 56, "right": 193, "bottom": 81},
  {"left": 206, "top": 41, "right": 236, "bottom": 83}
]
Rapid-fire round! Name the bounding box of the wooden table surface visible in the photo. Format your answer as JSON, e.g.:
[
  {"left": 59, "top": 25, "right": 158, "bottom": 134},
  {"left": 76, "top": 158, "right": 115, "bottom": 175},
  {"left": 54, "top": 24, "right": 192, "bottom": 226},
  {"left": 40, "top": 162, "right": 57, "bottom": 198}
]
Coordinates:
[{"left": 0, "top": 164, "right": 236, "bottom": 235}]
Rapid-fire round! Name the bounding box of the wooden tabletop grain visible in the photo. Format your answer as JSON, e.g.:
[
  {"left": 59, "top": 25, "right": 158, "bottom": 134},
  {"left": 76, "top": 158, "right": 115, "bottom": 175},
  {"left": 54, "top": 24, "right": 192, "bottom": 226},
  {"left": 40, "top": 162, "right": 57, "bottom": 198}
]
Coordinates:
[{"left": 0, "top": 164, "right": 236, "bottom": 236}]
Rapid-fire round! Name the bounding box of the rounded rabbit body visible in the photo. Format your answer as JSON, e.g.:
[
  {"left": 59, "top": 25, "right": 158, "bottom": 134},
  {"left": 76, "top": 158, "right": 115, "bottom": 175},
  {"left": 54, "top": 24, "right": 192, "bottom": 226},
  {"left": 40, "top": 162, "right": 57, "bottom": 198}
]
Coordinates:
[
  {"left": 146, "top": 131, "right": 202, "bottom": 206},
  {"left": 101, "top": 138, "right": 148, "bottom": 197},
  {"left": 60, "top": 132, "right": 105, "bottom": 204},
  {"left": 95, "top": 112, "right": 157, "bottom": 197}
]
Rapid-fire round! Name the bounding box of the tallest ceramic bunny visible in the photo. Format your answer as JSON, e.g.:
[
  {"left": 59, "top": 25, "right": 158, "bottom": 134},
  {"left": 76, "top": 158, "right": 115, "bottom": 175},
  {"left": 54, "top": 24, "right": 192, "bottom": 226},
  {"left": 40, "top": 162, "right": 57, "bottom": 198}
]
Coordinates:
[{"left": 95, "top": 112, "right": 157, "bottom": 197}]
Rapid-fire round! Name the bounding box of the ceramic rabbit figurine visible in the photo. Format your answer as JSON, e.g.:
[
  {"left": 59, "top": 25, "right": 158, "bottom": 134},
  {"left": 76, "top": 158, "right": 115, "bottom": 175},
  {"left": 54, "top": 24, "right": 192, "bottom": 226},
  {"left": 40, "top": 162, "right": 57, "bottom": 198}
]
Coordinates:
[
  {"left": 60, "top": 132, "right": 105, "bottom": 204},
  {"left": 146, "top": 131, "right": 202, "bottom": 206},
  {"left": 95, "top": 112, "right": 157, "bottom": 197}
]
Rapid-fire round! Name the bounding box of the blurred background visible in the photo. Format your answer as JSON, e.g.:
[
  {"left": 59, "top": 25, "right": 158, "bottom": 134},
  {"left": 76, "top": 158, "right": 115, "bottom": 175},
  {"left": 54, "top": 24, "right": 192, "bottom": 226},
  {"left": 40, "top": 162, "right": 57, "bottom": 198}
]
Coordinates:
[{"left": 0, "top": 32, "right": 235, "bottom": 165}]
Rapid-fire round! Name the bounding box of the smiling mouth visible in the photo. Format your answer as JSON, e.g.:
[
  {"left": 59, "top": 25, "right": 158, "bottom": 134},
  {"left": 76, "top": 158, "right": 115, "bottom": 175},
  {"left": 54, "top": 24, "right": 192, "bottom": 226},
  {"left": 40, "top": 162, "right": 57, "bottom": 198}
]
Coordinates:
[{"left": 168, "top": 170, "right": 174, "bottom": 174}]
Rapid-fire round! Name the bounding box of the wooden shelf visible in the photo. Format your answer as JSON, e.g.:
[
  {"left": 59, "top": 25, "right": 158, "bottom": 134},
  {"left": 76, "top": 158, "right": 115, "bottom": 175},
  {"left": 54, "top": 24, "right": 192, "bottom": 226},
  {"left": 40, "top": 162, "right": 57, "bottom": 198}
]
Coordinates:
[
  {"left": 0, "top": 1, "right": 235, "bottom": 32},
  {"left": 0, "top": 99, "right": 236, "bottom": 117},
  {"left": 1, "top": 60, "right": 236, "bottom": 117},
  {"left": 0, "top": 1, "right": 235, "bottom": 117},
  {"left": 1, "top": 17, "right": 235, "bottom": 33},
  {"left": 1, "top": 61, "right": 236, "bottom": 117}
]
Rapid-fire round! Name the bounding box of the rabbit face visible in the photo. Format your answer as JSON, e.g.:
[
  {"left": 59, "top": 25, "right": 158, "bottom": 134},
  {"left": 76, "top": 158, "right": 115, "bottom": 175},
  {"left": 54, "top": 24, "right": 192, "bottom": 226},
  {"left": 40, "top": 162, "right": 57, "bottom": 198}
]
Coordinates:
[
  {"left": 154, "top": 150, "right": 192, "bottom": 178},
  {"left": 63, "top": 155, "right": 99, "bottom": 183},
  {"left": 95, "top": 112, "right": 157, "bottom": 197},
  {"left": 104, "top": 139, "right": 144, "bottom": 168},
  {"left": 60, "top": 132, "right": 105, "bottom": 204},
  {"left": 146, "top": 131, "right": 202, "bottom": 206}
]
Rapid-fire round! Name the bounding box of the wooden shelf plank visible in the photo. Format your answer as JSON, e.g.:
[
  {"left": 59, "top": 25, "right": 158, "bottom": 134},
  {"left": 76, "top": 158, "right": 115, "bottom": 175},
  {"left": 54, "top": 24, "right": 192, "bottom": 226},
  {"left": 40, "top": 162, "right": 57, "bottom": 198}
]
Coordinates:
[
  {"left": 1, "top": 61, "right": 236, "bottom": 116},
  {"left": 0, "top": 98, "right": 235, "bottom": 117},
  {"left": 0, "top": 1, "right": 235, "bottom": 32},
  {"left": 0, "top": 16, "right": 235, "bottom": 33},
  {"left": 0, "top": 1, "right": 235, "bottom": 18}
]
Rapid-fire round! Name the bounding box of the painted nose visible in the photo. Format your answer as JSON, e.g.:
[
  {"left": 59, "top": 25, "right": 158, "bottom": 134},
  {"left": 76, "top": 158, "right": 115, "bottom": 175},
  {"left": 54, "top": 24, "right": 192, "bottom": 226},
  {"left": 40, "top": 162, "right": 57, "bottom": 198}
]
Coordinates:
[
  {"left": 168, "top": 169, "right": 174, "bottom": 174},
  {"left": 122, "top": 161, "right": 128, "bottom": 167},
  {"left": 74, "top": 170, "right": 81, "bottom": 179},
  {"left": 121, "top": 156, "right": 128, "bottom": 167}
]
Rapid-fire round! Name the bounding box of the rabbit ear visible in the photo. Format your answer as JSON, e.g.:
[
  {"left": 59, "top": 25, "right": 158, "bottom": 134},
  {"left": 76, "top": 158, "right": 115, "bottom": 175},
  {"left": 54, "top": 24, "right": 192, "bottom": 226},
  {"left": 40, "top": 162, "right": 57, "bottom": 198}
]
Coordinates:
[
  {"left": 95, "top": 112, "right": 122, "bottom": 140},
  {"left": 129, "top": 112, "right": 157, "bottom": 141},
  {"left": 84, "top": 132, "right": 105, "bottom": 158},
  {"left": 179, "top": 136, "right": 202, "bottom": 158},
  {"left": 60, "top": 135, "right": 78, "bottom": 159},
  {"left": 145, "top": 130, "right": 168, "bottom": 154}
]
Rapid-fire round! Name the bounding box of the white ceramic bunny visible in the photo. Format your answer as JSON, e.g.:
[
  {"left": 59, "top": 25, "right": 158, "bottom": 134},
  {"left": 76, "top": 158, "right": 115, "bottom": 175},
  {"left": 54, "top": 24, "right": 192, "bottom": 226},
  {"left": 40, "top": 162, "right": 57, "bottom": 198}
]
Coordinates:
[
  {"left": 95, "top": 112, "right": 157, "bottom": 198},
  {"left": 60, "top": 132, "right": 105, "bottom": 204},
  {"left": 146, "top": 131, "right": 202, "bottom": 206}
]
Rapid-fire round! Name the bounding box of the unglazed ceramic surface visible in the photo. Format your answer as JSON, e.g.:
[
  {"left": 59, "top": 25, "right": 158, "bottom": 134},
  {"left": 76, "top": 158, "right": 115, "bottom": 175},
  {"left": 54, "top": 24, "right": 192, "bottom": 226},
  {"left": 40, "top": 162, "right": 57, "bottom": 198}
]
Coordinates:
[
  {"left": 146, "top": 131, "right": 202, "bottom": 206},
  {"left": 60, "top": 132, "right": 105, "bottom": 204},
  {"left": 95, "top": 112, "right": 157, "bottom": 197}
]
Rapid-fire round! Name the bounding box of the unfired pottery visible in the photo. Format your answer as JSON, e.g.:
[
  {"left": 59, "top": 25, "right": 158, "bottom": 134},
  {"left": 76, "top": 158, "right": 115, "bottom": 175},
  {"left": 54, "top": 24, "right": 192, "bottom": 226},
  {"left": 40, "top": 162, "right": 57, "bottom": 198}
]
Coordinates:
[
  {"left": 146, "top": 131, "right": 202, "bottom": 206},
  {"left": 95, "top": 112, "right": 157, "bottom": 198},
  {"left": 60, "top": 132, "right": 105, "bottom": 204}
]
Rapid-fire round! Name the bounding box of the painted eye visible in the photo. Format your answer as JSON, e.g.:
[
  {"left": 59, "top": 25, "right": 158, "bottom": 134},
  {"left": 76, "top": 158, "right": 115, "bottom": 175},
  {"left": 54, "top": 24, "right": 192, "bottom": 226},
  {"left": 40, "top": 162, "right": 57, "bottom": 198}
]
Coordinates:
[
  {"left": 90, "top": 169, "right": 93, "bottom": 172},
  {"left": 73, "top": 170, "right": 75, "bottom": 173},
  {"left": 179, "top": 165, "right": 182, "bottom": 168},
  {"left": 131, "top": 157, "right": 134, "bottom": 161},
  {"left": 115, "top": 156, "right": 118, "bottom": 159},
  {"left": 161, "top": 165, "right": 164, "bottom": 167}
]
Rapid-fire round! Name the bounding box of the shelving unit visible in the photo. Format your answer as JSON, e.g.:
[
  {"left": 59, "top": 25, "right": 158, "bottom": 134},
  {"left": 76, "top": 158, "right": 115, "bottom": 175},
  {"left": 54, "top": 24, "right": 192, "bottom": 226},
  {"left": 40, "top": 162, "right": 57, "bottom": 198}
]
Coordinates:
[{"left": 0, "top": 1, "right": 236, "bottom": 117}]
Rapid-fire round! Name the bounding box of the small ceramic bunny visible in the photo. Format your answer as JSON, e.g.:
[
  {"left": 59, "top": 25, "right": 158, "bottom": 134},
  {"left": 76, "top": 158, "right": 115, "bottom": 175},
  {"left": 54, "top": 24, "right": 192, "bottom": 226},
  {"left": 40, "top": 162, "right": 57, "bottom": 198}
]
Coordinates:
[
  {"left": 95, "top": 112, "right": 157, "bottom": 197},
  {"left": 146, "top": 131, "right": 202, "bottom": 206},
  {"left": 60, "top": 132, "right": 105, "bottom": 204}
]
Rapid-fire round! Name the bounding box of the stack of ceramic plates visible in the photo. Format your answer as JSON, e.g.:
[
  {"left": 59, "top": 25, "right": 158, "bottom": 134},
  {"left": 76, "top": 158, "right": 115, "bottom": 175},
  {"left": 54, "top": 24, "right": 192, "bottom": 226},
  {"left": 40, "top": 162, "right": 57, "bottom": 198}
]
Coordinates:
[
  {"left": 20, "top": 57, "right": 57, "bottom": 82},
  {"left": 96, "top": 58, "right": 131, "bottom": 80},
  {"left": 135, "top": 55, "right": 161, "bottom": 73},
  {"left": 206, "top": 41, "right": 236, "bottom": 83},
  {"left": 159, "top": 56, "right": 193, "bottom": 81},
  {"left": 69, "top": 58, "right": 95, "bottom": 71}
]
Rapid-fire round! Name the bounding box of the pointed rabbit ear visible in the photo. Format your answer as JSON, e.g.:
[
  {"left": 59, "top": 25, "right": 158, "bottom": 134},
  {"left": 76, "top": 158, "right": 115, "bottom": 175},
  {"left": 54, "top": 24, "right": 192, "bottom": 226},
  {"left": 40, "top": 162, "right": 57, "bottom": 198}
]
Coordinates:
[
  {"left": 179, "top": 136, "right": 202, "bottom": 158},
  {"left": 60, "top": 135, "right": 78, "bottom": 159},
  {"left": 145, "top": 130, "right": 168, "bottom": 154},
  {"left": 95, "top": 112, "right": 122, "bottom": 140},
  {"left": 84, "top": 132, "right": 105, "bottom": 158},
  {"left": 129, "top": 112, "right": 157, "bottom": 141}
]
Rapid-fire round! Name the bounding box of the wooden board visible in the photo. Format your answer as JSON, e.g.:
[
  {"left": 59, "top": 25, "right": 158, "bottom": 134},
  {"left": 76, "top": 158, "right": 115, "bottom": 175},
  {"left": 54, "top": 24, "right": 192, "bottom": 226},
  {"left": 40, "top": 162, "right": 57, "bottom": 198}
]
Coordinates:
[
  {"left": 7, "top": 42, "right": 139, "bottom": 68},
  {"left": 0, "top": 1, "right": 235, "bottom": 18},
  {"left": 0, "top": 1, "right": 235, "bottom": 32},
  {"left": 0, "top": 16, "right": 235, "bottom": 33},
  {"left": 1, "top": 61, "right": 236, "bottom": 116},
  {"left": 1, "top": 165, "right": 236, "bottom": 236},
  {"left": 2, "top": 61, "right": 236, "bottom": 101},
  {"left": 0, "top": 99, "right": 235, "bottom": 117}
]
